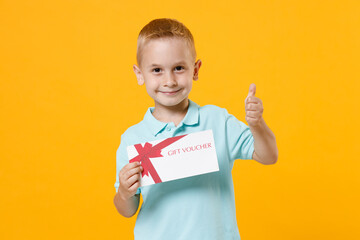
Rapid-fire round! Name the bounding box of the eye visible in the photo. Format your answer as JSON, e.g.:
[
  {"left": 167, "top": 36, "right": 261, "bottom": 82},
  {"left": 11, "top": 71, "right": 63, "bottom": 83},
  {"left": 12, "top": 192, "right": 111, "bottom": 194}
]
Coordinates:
[
  {"left": 152, "top": 68, "right": 161, "bottom": 73},
  {"left": 174, "top": 66, "right": 184, "bottom": 71}
]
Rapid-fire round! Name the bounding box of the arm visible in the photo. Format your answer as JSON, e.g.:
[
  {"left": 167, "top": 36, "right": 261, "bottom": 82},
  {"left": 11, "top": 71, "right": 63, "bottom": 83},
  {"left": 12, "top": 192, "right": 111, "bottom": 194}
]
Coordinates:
[
  {"left": 113, "top": 191, "right": 140, "bottom": 218},
  {"left": 245, "top": 84, "right": 278, "bottom": 165},
  {"left": 113, "top": 161, "right": 143, "bottom": 217},
  {"left": 250, "top": 118, "right": 278, "bottom": 165}
]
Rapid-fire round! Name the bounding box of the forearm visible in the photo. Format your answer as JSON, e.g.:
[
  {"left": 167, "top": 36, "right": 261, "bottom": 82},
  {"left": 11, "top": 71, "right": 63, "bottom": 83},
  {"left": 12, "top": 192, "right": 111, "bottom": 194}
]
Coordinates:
[
  {"left": 113, "top": 191, "right": 140, "bottom": 218},
  {"left": 250, "top": 117, "right": 278, "bottom": 165}
]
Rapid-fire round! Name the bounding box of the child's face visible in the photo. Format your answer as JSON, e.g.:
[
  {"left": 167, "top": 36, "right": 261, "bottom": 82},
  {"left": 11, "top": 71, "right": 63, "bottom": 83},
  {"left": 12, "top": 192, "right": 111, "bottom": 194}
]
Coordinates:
[{"left": 134, "top": 37, "right": 201, "bottom": 110}]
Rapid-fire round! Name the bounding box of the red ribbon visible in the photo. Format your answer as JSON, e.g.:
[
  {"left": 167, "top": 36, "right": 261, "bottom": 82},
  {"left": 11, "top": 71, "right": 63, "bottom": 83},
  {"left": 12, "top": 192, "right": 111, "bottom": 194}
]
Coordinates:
[{"left": 129, "top": 134, "right": 187, "bottom": 184}]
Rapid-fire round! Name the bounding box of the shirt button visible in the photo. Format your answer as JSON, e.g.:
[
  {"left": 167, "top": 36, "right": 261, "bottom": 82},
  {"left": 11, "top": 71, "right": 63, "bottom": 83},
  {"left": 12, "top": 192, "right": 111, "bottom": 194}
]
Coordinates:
[{"left": 166, "top": 127, "right": 171, "bottom": 131}]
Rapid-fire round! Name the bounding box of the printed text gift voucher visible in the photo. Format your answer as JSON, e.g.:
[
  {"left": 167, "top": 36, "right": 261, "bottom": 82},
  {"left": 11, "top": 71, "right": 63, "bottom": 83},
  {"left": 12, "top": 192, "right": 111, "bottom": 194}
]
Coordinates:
[{"left": 127, "top": 130, "right": 219, "bottom": 187}]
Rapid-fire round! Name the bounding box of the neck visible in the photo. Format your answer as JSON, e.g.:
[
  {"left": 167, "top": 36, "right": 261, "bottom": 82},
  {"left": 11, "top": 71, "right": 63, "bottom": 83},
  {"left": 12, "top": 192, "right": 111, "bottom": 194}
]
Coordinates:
[{"left": 152, "top": 99, "right": 189, "bottom": 127}]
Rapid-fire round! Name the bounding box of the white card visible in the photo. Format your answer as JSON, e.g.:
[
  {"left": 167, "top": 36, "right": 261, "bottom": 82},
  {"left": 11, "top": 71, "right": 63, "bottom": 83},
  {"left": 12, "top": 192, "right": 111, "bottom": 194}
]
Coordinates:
[{"left": 127, "top": 130, "right": 219, "bottom": 187}]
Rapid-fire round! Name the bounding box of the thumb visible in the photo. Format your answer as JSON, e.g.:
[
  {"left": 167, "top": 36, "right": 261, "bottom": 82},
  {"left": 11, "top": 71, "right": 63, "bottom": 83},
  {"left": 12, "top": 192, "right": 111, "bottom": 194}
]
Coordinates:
[{"left": 247, "top": 83, "right": 256, "bottom": 97}]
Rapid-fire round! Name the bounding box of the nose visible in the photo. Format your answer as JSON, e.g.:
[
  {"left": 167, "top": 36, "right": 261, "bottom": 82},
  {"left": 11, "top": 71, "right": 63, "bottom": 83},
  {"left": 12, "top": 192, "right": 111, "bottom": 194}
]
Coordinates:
[{"left": 163, "top": 71, "right": 177, "bottom": 87}]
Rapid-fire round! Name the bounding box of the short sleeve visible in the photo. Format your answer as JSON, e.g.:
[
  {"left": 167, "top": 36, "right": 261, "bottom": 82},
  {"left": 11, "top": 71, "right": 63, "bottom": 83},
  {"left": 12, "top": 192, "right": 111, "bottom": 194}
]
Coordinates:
[
  {"left": 114, "top": 135, "right": 141, "bottom": 194},
  {"left": 225, "top": 110, "right": 255, "bottom": 161}
]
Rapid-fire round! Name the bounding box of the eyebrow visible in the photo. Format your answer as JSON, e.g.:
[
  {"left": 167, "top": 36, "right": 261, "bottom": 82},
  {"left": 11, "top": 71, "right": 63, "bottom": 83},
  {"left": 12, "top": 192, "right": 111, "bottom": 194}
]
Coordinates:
[
  {"left": 149, "top": 64, "right": 161, "bottom": 68},
  {"left": 148, "top": 61, "right": 188, "bottom": 68}
]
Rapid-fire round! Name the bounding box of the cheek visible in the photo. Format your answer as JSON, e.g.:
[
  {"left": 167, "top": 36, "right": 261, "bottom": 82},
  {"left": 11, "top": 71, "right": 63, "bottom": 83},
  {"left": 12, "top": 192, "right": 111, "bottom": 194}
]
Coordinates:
[
  {"left": 145, "top": 85, "right": 157, "bottom": 98},
  {"left": 183, "top": 78, "right": 193, "bottom": 90},
  {"left": 145, "top": 82, "right": 156, "bottom": 91},
  {"left": 180, "top": 73, "right": 194, "bottom": 84},
  {"left": 144, "top": 78, "right": 159, "bottom": 92}
]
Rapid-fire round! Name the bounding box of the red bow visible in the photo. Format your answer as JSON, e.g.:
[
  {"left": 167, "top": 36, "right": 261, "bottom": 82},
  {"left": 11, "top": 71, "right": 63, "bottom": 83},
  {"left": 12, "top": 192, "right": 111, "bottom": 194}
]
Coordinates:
[{"left": 129, "top": 134, "right": 187, "bottom": 184}]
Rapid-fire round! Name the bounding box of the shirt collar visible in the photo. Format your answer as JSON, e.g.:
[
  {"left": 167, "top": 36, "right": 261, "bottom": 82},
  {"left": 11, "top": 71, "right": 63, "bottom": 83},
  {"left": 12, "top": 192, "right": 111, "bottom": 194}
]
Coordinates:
[{"left": 143, "top": 99, "right": 200, "bottom": 136}]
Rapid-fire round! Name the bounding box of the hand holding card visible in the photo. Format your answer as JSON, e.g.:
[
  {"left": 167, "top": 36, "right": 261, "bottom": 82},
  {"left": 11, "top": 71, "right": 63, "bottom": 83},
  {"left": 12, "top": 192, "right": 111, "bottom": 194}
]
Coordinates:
[
  {"left": 127, "top": 130, "right": 219, "bottom": 187},
  {"left": 117, "top": 161, "right": 143, "bottom": 199}
]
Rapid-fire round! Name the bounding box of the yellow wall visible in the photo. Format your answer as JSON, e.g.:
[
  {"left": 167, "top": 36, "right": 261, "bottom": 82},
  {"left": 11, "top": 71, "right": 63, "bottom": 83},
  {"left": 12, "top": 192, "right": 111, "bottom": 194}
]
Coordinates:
[{"left": 1, "top": 1, "right": 359, "bottom": 239}]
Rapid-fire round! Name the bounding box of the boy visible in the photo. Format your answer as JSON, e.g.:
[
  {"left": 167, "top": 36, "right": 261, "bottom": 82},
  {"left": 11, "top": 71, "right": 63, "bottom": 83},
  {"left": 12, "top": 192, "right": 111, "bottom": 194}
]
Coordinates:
[{"left": 113, "top": 18, "right": 278, "bottom": 239}]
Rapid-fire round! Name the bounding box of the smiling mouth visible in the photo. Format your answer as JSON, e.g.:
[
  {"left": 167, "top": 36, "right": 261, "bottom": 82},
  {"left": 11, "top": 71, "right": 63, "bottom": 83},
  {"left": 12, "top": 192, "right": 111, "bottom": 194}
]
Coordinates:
[{"left": 159, "top": 89, "right": 181, "bottom": 95}]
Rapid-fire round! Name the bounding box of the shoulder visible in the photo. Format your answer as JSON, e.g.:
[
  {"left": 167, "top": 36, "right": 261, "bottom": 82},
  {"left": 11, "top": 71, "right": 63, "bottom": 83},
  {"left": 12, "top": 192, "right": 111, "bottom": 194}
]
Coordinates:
[
  {"left": 197, "top": 102, "right": 247, "bottom": 128},
  {"left": 121, "top": 120, "right": 146, "bottom": 142},
  {"left": 198, "top": 103, "right": 230, "bottom": 118}
]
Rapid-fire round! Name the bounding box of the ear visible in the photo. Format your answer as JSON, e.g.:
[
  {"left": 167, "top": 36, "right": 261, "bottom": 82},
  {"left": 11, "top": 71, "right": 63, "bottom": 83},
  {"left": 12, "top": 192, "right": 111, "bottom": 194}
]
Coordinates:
[
  {"left": 193, "top": 59, "right": 202, "bottom": 81},
  {"left": 133, "top": 64, "right": 144, "bottom": 85}
]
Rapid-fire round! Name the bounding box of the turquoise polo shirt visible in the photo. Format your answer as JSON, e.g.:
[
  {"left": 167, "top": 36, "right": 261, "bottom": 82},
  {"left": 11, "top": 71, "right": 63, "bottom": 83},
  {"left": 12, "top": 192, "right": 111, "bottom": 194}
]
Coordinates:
[{"left": 115, "top": 99, "right": 254, "bottom": 240}]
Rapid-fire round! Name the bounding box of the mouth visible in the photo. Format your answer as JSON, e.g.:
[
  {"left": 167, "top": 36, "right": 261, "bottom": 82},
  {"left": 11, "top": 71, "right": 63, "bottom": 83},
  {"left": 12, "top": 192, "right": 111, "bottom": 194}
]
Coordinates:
[{"left": 159, "top": 89, "right": 181, "bottom": 95}]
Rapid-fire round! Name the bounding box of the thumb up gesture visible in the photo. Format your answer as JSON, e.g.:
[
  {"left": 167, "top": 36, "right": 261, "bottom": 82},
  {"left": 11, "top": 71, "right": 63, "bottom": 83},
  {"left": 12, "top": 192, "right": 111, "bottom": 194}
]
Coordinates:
[{"left": 245, "top": 83, "right": 264, "bottom": 127}]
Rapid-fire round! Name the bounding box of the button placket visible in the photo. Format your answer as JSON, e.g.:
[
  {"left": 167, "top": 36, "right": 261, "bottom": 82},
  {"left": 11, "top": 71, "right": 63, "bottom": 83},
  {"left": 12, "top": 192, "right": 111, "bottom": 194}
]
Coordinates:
[{"left": 166, "top": 123, "right": 175, "bottom": 132}]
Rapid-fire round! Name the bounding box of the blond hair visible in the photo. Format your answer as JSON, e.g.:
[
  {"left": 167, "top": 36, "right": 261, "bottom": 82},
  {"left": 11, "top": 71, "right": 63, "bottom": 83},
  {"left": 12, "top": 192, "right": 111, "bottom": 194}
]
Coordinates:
[{"left": 136, "top": 18, "right": 196, "bottom": 66}]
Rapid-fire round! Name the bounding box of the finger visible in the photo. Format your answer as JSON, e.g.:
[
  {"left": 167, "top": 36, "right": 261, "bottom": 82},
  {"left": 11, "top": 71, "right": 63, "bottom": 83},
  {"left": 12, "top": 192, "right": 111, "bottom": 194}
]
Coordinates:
[
  {"left": 246, "top": 116, "right": 257, "bottom": 123},
  {"left": 247, "top": 83, "right": 256, "bottom": 98},
  {"left": 246, "top": 115, "right": 257, "bottom": 121},
  {"left": 129, "top": 181, "right": 140, "bottom": 193},
  {"left": 124, "top": 174, "right": 139, "bottom": 189},
  {"left": 247, "top": 103, "right": 263, "bottom": 112},
  {"left": 246, "top": 103, "right": 257, "bottom": 111},
  {"left": 246, "top": 111, "right": 261, "bottom": 118},
  {"left": 127, "top": 173, "right": 141, "bottom": 187},
  {"left": 120, "top": 161, "right": 141, "bottom": 175},
  {"left": 128, "top": 161, "right": 141, "bottom": 169},
  {"left": 124, "top": 166, "right": 143, "bottom": 180},
  {"left": 246, "top": 96, "right": 261, "bottom": 104},
  {"left": 246, "top": 111, "right": 255, "bottom": 118}
]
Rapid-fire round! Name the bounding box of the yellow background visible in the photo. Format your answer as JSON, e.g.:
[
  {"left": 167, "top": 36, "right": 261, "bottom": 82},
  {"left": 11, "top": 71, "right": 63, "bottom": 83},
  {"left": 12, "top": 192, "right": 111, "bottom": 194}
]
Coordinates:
[{"left": 1, "top": 0, "right": 359, "bottom": 239}]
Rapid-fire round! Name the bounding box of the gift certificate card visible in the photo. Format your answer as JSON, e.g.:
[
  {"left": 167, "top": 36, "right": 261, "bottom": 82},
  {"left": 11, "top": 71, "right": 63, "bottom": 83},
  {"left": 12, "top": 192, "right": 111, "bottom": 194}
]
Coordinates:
[{"left": 127, "top": 130, "right": 219, "bottom": 187}]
